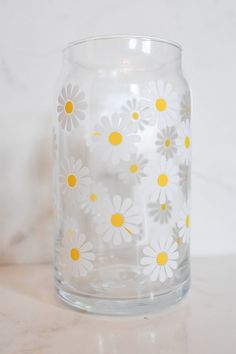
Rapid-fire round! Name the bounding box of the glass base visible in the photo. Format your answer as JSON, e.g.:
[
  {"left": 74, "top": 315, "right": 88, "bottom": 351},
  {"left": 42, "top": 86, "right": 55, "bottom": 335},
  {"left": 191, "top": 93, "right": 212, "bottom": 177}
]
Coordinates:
[{"left": 55, "top": 277, "right": 190, "bottom": 316}]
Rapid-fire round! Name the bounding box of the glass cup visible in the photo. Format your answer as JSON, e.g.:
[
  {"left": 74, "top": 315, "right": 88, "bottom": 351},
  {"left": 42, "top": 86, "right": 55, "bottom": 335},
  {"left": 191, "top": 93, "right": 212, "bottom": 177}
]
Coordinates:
[{"left": 53, "top": 35, "right": 191, "bottom": 315}]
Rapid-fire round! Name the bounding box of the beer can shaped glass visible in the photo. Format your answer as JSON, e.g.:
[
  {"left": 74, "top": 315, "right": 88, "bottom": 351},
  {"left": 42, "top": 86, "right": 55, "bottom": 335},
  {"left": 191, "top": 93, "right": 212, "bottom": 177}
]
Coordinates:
[{"left": 53, "top": 35, "right": 191, "bottom": 315}]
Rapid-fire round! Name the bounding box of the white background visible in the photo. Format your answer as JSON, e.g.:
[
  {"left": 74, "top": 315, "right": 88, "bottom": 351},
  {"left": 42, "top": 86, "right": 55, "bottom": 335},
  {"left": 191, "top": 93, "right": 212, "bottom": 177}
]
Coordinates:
[{"left": 0, "top": 0, "right": 236, "bottom": 263}]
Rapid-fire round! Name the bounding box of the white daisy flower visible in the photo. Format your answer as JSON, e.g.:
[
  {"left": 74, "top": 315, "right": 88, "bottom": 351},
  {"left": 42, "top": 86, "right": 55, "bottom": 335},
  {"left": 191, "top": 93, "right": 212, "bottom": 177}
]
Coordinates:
[
  {"left": 95, "top": 195, "right": 142, "bottom": 245},
  {"left": 120, "top": 98, "right": 151, "bottom": 130},
  {"left": 177, "top": 202, "right": 191, "bottom": 243},
  {"left": 118, "top": 154, "right": 148, "bottom": 184},
  {"left": 92, "top": 114, "right": 140, "bottom": 165},
  {"left": 57, "top": 83, "right": 88, "bottom": 132},
  {"left": 78, "top": 181, "right": 108, "bottom": 215},
  {"left": 180, "top": 92, "right": 191, "bottom": 122},
  {"left": 148, "top": 198, "right": 172, "bottom": 224},
  {"left": 59, "top": 157, "right": 91, "bottom": 197},
  {"left": 155, "top": 126, "right": 178, "bottom": 159},
  {"left": 144, "top": 80, "right": 179, "bottom": 129},
  {"left": 176, "top": 120, "right": 191, "bottom": 165},
  {"left": 179, "top": 163, "right": 191, "bottom": 197},
  {"left": 147, "top": 158, "right": 179, "bottom": 203},
  {"left": 140, "top": 236, "right": 179, "bottom": 283},
  {"left": 61, "top": 230, "right": 95, "bottom": 277}
]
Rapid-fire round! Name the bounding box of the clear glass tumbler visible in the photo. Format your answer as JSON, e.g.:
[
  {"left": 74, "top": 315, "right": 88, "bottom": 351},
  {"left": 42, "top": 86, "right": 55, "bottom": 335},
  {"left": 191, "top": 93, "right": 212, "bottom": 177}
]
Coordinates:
[{"left": 53, "top": 35, "right": 191, "bottom": 315}]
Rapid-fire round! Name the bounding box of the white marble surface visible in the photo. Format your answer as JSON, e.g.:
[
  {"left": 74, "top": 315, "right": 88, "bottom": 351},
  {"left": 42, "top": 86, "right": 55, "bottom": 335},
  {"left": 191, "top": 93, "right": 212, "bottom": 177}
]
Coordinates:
[
  {"left": 0, "top": 256, "right": 235, "bottom": 354},
  {"left": 1, "top": 0, "right": 236, "bottom": 263}
]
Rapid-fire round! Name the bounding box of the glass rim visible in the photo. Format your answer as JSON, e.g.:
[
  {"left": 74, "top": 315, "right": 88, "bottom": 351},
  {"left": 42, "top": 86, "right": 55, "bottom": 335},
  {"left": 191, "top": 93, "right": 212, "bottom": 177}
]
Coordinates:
[{"left": 64, "top": 34, "right": 182, "bottom": 52}]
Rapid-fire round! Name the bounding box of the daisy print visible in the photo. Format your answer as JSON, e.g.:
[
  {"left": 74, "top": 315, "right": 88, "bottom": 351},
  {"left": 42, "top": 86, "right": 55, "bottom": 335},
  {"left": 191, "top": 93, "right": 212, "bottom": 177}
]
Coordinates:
[
  {"left": 61, "top": 231, "right": 95, "bottom": 278},
  {"left": 176, "top": 120, "right": 191, "bottom": 165},
  {"left": 178, "top": 201, "right": 191, "bottom": 243},
  {"left": 155, "top": 126, "right": 178, "bottom": 159},
  {"left": 148, "top": 198, "right": 172, "bottom": 224},
  {"left": 59, "top": 157, "right": 91, "bottom": 197},
  {"left": 147, "top": 157, "right": 179, "bottom": 203},
  {"left": 141, "top": 236, "right": 179, "bottom": 283},
  {"left": 144, "top": 80, "right": 179, "bottom": 129},
  {"left": 57, "top": 83, "right": 88, "bottom": 132},
  {"left": 120, "top": 98, "right": 151, "bottom": 130},
  {"left": 95, "top": 195, "right": 142, "bottom": 245},
  {"left": 180, "top": 92, "right": 191, "bottom": 122},
  {"left": 92, "top": 114, "right": 140, "bottom": 165},
  {"left": 118, "top": 154, "right": 148, "bottom": 185},
  {"left": 79, "top": 181, "right": 108, "bottom": 215}
]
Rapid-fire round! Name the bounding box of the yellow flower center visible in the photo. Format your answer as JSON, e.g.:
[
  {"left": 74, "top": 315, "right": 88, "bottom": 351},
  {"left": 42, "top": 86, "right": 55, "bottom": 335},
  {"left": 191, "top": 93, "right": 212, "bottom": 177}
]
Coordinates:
[
  {"left": 156, "top": 251, "right": 168, "bottom": 266},
  {"left": 155, "top": 98, "right": 167, "bottom": 112},
  {"left": 70, "top": 247, "right": 80, "bottom": 261},
  {"left": 65, "top": 100, "right": 74, "bottom": 114},
  {"left": 132, "top": 111, "right": 140, "bottom": 120},
  {"left": 185, "top": 215, "right": 190, "bottom": 228},
  {"left": 108, "top": 131, "right": 123, "bottom": 146},
  {"left": 90, "top": 193, "right": 97, "bottom": 202},
  {"left": 129, "top": 164, "right": 139, "bottom": 173},
  {"left": 164, "top": 138, "right": 171, "bottom": 147},
  {"left": 184, "top": 136, "right": 190, "bottom": 149},
  {"left": 67, "top": 174, "right": 77, "bottom": 188},
  {"left": 111, "top": 213, "right": 124, "bottom": 227},
  {"left": 157, "top": 174, "right": 168, "bottom": 187},
  {"left": 160, "top": 203, "right": 167, "bottom": 211}
]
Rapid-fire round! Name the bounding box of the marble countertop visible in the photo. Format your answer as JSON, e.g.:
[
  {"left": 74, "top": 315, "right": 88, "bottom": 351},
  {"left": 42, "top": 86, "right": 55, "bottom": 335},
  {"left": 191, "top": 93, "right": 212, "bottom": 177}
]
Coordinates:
[{"left": 0, "top": 256, "right": 235, "bottom": 354}]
